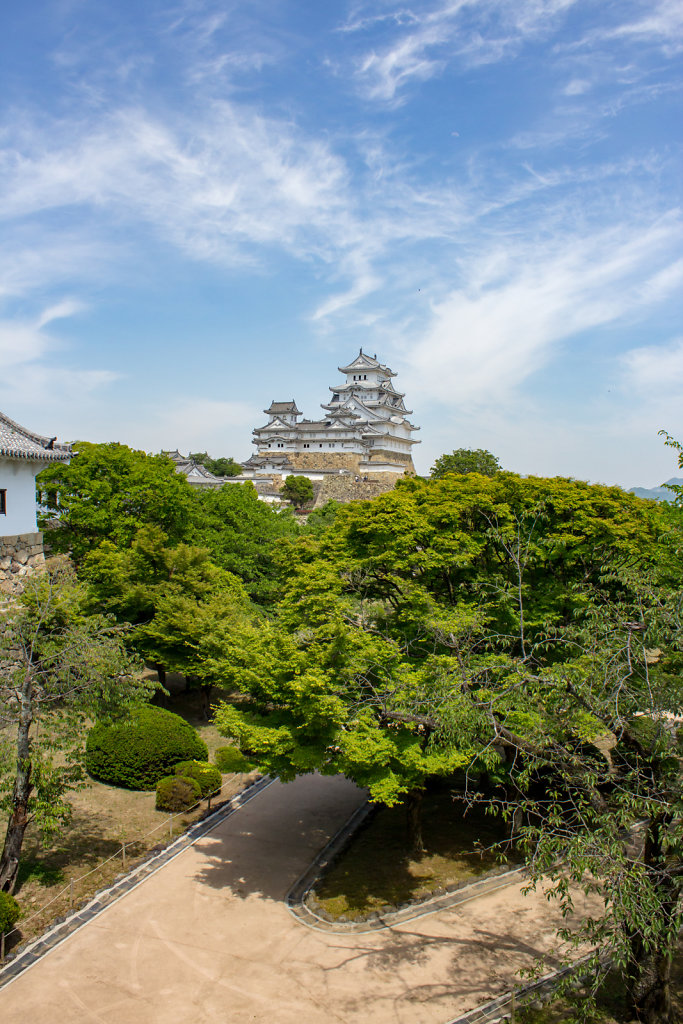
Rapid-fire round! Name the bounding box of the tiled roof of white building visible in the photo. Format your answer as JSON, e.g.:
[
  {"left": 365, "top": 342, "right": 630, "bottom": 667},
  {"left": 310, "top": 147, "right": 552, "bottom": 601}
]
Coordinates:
[{"left": 0, "top": 411, "right": 71, "bottom": 462}]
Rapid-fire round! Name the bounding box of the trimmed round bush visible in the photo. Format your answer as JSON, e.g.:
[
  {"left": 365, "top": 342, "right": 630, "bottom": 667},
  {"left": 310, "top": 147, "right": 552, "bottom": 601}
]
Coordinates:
[
  {"left": 214, "top": 745, "right": 254, "bottom": 773},
  {"left": 86, "top": 705, "right": 209, "bottom": 790},
  {"left": 155, "top": 775, "right": 202, "bottom": 812},
  {"left": 0, "top": 891, "right": 20, "bottom": 934},
  {"left": 173, "top": 760, "right": 221, "bottom": 797}
]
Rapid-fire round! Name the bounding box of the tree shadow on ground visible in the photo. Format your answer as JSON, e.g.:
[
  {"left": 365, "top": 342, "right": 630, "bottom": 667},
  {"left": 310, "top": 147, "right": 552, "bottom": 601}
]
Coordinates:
[{"left": 312, "top": 923, "right": 566, "bottom": 1020}]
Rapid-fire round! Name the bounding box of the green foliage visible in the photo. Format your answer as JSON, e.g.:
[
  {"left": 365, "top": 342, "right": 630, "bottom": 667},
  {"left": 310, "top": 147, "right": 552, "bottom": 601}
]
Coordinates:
[
  {"left": 188, "top": 452, "right": 242, "bottom": 477},
  {"left": 190, "top": 482, "right": 299, "bottom": 603},
  {"left": 304, "top": 500, "right": 342, "bottom": 536},
  {"left": 37, "top": 442, "right": 198, "bottom": 562},
  {"left": 214, "top": 745, "right": 254, "bottom": 773},
  {"left": 85, "top": 706, "right": 208, "bottom": 790},
  {"left": 81, "top": 525, "right": 260, "bottom": 695},
  {"left": 281, "top": 475, "right": 314, "bottom": 508},
  {"left": 155, "top": 775, "right": 202, "bottom": 812},
  {"left": 0, "top": 891, "right": 20, "bottom": 933},
  {"left": 173, "top": 760, "right": 221, "bottom": 796},
  {"left": 213, "top": 467, "right": 683, "bottom": 1019},
  {"left": 430, "top": 447, "right": 502, "bottom": 479}
]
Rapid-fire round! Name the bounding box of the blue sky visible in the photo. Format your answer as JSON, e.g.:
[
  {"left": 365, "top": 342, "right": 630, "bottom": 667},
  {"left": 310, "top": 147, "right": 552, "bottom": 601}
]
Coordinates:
[{"left": 1, "top": 0, "right": 681, "bottom": 486}]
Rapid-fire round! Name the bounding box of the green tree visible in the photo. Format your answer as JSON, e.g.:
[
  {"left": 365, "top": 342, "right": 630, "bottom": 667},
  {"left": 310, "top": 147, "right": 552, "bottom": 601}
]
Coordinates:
[
  {"left": 214, "top": 470, "right": 681, "bottom": 1007},
  {"left": 37, "top": 442, "right": 198, "bottom": 562},
  {"left": 430, "top": 447, "right": 501, "bottom": 479},
  {"left": 191, "top": 482, "right": 299, "bottom": 604},
  {"left": 81, "top": 525, "right": 256, "bottom": 713},
  {"left": 281, "top": 475, "right": 314, "bottom": 509},
  {"left": 188, "top": 452, "right": 242, "bottom": 477},
  {"left": 0, "top": 562, "right": 153, "bottom": 892}
]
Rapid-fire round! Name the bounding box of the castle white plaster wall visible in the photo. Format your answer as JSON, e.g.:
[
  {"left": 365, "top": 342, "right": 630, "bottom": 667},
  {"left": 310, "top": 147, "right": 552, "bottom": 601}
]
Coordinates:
[{"left": 0, "top": 458, "right": 46, "bottom": 537}]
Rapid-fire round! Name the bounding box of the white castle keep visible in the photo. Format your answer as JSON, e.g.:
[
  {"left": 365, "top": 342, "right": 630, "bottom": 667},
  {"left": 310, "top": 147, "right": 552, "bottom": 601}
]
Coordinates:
[{"left": 243, "top": 349, "right": 419, "bottom": 480}]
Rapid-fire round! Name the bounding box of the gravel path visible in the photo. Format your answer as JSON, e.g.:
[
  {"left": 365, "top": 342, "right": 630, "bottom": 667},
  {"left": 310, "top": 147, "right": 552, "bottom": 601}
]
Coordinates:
[{"left": 0, "top": 773, "right": 596, "bottom": 1024}]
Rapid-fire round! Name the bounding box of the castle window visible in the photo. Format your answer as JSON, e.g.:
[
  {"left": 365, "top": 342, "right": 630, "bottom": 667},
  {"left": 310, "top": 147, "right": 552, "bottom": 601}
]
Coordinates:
[
  {"left": 328, "top": 443, "right": 334, "bottom": 448},
  {"left": 0, "top": 490, "right": 5, "bottom": 515},
  {"left": 319, "top": 443, "right": 323, "bottom": 448},
  {"left": 303, "top": 443, "right": 310, "bottom": 448}
]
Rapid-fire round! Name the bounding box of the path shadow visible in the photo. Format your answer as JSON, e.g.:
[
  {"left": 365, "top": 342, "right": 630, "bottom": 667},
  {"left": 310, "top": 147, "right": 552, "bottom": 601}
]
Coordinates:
[{"left": 191, "top": 778, "right": 365, "bottom": 903}]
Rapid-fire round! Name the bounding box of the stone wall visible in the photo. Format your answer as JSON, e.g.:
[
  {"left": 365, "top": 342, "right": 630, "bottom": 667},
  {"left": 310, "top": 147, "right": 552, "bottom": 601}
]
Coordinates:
[
  {"left": 364, "top": 449, "right": 415, "bottom": 468},
  {"left": 313, "top": 474, "right": 401, "bottom": 507},
  {"left": 0, "top": 532, "right": 45, "bottom": 595},
  {"left": 271, "top": 449, "right": 415, "bottom": 475},
  {"left": 281, "top": 451, "right": 365, "bottom": 474}
]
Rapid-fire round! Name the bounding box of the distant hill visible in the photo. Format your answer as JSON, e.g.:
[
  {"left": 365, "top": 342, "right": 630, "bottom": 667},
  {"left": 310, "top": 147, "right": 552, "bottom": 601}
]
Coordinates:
[{"left": 628, "top": 477, "right": 683, "bottom": 502}]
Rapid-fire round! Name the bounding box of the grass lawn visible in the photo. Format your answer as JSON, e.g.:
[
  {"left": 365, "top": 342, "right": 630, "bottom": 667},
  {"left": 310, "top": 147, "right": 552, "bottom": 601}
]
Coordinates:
[
  {"left": 314, "top": 789, "right": 517, "bottom": 920},
  {"left": 6, "top": 682, "right": 256, "bottom": 951}
]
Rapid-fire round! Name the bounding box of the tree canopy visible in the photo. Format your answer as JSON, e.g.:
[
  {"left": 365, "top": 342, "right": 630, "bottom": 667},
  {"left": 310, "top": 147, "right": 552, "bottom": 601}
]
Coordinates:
[
  {"left": 188, "top": 452, "right": 242, "bottom": 477},
  {"left": 430, "top": 447, "right": 502, "bottom": 479},
  {"left": 281, "top": 475, "right": 314, "bottom": 508},
  {"left": 38, "top": 442, "right": 197, "bottom": 562},
  {"left": 214, "top": 471, "right": 681, "bottom": 1019}
]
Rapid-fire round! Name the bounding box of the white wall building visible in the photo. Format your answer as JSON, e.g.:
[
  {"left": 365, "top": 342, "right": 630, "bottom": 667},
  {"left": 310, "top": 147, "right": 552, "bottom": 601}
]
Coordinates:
[
  {"left": 0, "top": 411, "right": 71, "bottom": 538},
  {"left": 246, "top": 350, "right": 419, "bottom": 477},
  {"left": 0, "top": 412, "right": 71, "bottom": 594}
]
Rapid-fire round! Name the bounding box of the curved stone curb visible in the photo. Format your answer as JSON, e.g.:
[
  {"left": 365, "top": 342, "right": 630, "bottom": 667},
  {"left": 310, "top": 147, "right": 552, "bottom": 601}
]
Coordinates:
[
  {"left": 285, "top": 798, "right": 527, "bottom": 935},
  {"left": 0, "top": 774, "right": 273, "bottom": 990}
]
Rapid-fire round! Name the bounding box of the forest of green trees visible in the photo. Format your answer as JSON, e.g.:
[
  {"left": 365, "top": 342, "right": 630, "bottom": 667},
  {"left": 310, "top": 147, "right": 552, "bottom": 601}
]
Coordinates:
[{"left": 1, "top": 440, "right": 681, "bottom": 1023}]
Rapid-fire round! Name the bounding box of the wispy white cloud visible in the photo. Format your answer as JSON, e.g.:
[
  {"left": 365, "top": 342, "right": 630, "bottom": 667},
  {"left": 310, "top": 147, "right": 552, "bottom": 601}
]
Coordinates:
[
  {"left": 581, "top": 0, "right": 683, "bottom": 53},
  {"left": 621, "top": 336, "right": 683, "bottom": 394},
  {"left": 0, "top": 304, "right": 116, "bottom": 417},
  {"left": 36, "top": 299, "right": 87, "bottom": 329},
  {"left": 404, "top": 214, "right": 683, "bottom": 407},
  {"left": 345, "top": 0, "right": 579, "bottom": 103}
]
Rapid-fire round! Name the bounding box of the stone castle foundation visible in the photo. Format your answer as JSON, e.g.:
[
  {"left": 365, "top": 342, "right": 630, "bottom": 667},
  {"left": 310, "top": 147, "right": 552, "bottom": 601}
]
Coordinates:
[{"left": 0, "top": 532, "right": 45, "bottom": 595}]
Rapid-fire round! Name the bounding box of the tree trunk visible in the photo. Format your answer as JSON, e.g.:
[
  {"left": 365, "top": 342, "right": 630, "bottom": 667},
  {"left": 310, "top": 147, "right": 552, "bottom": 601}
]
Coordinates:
[
  {"left": 625, "top": 813, "right": 678, "bottom": 1024},
  {"left": 406, "top": 788, "right": 426, "bottom": 857},
  {"left": 627, "top": 948, "right": 673, "bottom": 1024},
  {"left": 154, "top": 664, "right": 168, "bottom": 706},
  {"left": 0, "top": 690, "right": 33, "bottom": 893},
  {"left": 200, "top": 683, "right": 212, "bottom": 722}
]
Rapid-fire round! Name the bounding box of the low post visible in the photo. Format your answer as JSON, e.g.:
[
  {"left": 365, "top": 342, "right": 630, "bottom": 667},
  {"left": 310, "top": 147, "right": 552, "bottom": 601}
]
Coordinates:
[
  {"left": 69, "top": 878, "right": 74, "bottom": 911},
  {"left": 169, "top": 815, "right": 173, "bottom": 841},
  {"left": 121, "top": 841, "right": 127, "bottom": 870},
  {"left": 1, "top": 932, "right": 5, "bottom": 964}
]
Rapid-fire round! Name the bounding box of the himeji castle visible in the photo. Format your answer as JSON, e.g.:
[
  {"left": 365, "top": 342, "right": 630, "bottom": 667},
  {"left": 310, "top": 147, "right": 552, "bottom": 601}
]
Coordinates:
[{"left": 244, "top": 350, "right": 419, "bottom": 482}]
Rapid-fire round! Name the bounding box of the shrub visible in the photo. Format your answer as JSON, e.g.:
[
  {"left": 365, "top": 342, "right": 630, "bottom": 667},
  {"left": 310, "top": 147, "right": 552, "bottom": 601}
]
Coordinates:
[
  {"left": 0, "top": 891, "right": 20, "bottom": 934},
  {"left": 173, "top": 760, "right": 222, "bottom": 797},
  {"left": 155, "top": 775, "right": 202, "bottom": 812},
  {"left": 214, "top": 745, "right": 254, "bottom": 773},
  {"left": 86, "top": 705, "right": 208, "bottom": 790}
]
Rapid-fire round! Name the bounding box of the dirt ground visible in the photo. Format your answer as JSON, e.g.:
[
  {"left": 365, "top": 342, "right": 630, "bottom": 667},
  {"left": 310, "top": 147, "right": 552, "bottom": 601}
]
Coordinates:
[{"left": 0, "top": 773, "right": 603, "bottom": 1024}]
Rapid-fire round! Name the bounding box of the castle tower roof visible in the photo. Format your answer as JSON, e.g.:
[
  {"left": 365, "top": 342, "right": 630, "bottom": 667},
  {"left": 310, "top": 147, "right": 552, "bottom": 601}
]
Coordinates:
[
  {"left": 337, "top": 348, "right": 396, "bottom": 377},
  {"left": 264, "top": 400, "right": 301, "bottom": 416}
]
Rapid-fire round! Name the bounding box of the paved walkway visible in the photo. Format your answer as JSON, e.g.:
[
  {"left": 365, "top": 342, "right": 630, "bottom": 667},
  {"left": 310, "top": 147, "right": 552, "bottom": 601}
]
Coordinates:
[{"left": 0, "top": 774, "right": 595, "bottom": 1023}]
